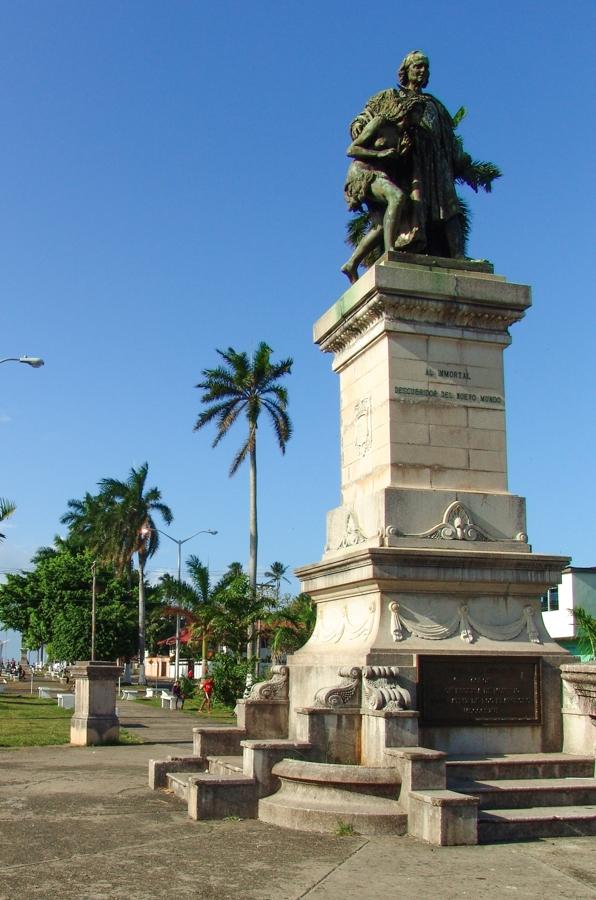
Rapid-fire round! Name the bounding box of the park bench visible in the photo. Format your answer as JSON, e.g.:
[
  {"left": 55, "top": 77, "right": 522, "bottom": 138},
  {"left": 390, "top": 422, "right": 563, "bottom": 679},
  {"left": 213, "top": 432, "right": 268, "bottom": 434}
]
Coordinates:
[
  {"left": 38, "top": 686, "right": 62, "bottom": 700},
  {"left": 120, "top": 688, "right": 139, "bottom": 701},
  {"left": 57, "top": 693, "right": 75, "bottom": 709},
  {"left": 160, "top": 692, "right": 177, "bottom": 710},
  {"left": 144, "top": 687, "right": 161, "bottom": 699}
]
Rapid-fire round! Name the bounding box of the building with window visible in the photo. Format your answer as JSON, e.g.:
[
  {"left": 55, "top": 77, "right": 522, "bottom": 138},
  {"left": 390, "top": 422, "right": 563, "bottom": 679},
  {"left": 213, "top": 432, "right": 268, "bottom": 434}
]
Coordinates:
[{"left": 540, "top": 566, "right": 596, "bottom": 659}]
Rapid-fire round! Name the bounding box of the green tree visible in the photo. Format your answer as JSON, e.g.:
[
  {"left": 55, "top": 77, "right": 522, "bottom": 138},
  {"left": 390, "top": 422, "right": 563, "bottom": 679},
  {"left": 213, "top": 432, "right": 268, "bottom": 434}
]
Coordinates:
[
  {"left": 573, "top": 607, "right": 596, "bottom": 661},
  {"left": 194, "top": 344, "right": 292, "bottom": 663},
  {"left": 96, "top": 463, "right": 173, "bottom": 684},
  {"left": 265, "top": 592, "right": 316, "bottom": 663},
  {"left": 158, "top": 556, "right": 268, "bottom": 672},
  {"left": 264, "top": 561, "right": 290, "bottom": 602},
  {"left": 0, "top": 545, "right": 137, "bottom": 662},
  {"left": 0, "top": 498, "right": 16, "bottom": 542},
  {"left": 62, "top": 463, "right": 173, "bottom": 684},
  {"left": 157, "top": 555, "right": 221, "bottom": 678}
]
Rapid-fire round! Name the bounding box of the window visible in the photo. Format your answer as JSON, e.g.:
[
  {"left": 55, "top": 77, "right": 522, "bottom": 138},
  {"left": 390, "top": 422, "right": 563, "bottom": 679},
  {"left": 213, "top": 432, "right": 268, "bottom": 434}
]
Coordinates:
[{"left": 540, "top": 587, "right": 559, "bottom": 612}]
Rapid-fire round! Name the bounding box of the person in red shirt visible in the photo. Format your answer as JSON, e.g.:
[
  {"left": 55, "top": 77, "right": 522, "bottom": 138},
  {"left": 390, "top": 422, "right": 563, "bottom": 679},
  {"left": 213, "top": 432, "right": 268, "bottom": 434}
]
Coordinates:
[{"left": 199, "top": 676, "right": 214, "bottom": 713}]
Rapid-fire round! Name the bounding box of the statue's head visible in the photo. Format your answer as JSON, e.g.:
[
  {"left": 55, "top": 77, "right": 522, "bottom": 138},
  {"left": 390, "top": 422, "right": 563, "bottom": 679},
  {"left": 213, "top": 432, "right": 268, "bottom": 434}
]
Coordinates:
[{"left": 398, "top": 50, "right": 430, "bottom": 90}]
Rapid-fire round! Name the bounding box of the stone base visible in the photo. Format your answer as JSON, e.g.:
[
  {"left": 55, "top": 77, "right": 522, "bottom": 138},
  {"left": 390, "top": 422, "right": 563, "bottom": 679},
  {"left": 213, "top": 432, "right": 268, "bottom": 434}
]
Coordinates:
[
  {"left": 70, "top": 714, "right": 119, "bottom": 746},
  {"left": 289, "top": 545, "right": 569, "bottom": 759},
  {"left": 69, "top": 661, "right": 122, "bottom": 747}
]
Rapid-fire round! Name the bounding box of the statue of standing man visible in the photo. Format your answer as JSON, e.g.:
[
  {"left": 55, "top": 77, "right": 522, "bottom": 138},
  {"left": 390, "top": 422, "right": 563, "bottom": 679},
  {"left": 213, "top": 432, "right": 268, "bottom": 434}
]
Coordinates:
[{"left": 342, "top": 51, "right": 500, "bottom": 281}]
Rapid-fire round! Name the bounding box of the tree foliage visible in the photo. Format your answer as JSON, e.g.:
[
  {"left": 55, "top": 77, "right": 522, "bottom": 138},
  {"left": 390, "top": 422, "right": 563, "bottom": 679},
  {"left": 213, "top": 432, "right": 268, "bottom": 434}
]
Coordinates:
[
  {"left": 0, "top": 498, "right": 16, "bottom": 543},
  {"left": 0, "top": 545, "right": 137, "bottom": 662},
  {"left": 573, "top": 606, "right": 596, "bottom": 660},
  {"left": 61, "top": 463, "right": 173, "bottom": 683}
]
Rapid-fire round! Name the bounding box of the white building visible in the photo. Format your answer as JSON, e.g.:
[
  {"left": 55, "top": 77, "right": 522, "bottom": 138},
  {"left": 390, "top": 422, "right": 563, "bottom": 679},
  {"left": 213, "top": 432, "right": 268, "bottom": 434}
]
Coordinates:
[{"left": 541, "top": 566, "right": 596, "bottom": 659}]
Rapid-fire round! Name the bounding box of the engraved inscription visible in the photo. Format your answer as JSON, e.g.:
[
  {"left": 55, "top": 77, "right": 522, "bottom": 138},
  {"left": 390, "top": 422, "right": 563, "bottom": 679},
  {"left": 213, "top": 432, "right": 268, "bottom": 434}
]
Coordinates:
[{"left": 419, "top": 656, "right": 540, "bottom": 726}]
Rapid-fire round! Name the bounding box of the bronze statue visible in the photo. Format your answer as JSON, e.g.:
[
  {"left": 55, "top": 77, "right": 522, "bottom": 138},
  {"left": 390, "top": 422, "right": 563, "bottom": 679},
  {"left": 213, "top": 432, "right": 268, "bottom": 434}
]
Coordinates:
[{"left": 342, "top": 51, "right": 500, "bottom": 282}]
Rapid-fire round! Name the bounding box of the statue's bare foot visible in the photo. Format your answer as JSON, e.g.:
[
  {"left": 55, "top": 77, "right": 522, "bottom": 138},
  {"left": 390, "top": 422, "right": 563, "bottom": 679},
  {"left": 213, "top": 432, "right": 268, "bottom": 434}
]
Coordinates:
[{"left": 341, "top": 261, "right": 359, "bottom": 284}]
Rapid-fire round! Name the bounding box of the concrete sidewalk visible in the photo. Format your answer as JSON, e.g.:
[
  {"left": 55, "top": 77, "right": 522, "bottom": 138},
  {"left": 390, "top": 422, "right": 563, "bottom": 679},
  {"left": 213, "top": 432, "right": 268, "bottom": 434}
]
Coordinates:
[{"left": 0, "top": 701, "right": 595, "bottom": 899}]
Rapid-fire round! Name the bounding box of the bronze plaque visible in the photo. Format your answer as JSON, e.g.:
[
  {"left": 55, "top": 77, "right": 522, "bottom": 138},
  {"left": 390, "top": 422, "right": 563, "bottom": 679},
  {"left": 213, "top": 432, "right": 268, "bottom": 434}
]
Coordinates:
[{"left": 419, "top": 656, "right": 541, "bottom": 726}]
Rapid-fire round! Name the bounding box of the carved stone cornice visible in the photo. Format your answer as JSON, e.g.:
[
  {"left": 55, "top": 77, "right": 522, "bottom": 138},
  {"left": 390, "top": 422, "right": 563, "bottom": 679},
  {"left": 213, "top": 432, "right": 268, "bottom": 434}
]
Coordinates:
[
  {"left": 314, "top": 258, "right": 531, "bottom": 356},
  {"left": 318, "top": 292, "right": 526, "bottom": 355}
]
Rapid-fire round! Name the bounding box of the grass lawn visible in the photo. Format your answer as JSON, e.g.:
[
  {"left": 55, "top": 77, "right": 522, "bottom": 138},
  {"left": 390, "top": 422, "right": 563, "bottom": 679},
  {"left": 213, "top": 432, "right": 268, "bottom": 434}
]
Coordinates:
[
  {"left": 0, "top": 695, "right": 72, "bottom": 747},
  {"left": 133, "top": 695, "right": 236, "bottom": 720},
  {"left": 0, "top": 694, "right": 142, "bottom": 748}
]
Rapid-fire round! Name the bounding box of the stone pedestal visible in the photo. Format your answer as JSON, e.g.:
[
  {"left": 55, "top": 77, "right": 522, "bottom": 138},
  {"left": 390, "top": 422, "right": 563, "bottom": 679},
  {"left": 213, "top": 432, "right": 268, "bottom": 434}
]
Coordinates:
[
  {"left": 70, "top": 661, "right": 122, "bottom": 746},
  {"left": 561, "top": 663, "right": 596, "bottom": 756},
  {"left": 289, "top": 253, "right": 570, "bottom": 758}
]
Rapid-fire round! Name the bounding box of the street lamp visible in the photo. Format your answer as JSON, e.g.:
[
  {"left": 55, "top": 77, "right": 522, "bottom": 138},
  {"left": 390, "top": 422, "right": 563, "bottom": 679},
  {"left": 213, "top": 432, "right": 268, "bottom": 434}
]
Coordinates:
[
  {"left": 158, "top": 528, "right": 217, "bottom": 680},
  {"left": 0, "top": 356, "right": 45, "bottom": 368}
]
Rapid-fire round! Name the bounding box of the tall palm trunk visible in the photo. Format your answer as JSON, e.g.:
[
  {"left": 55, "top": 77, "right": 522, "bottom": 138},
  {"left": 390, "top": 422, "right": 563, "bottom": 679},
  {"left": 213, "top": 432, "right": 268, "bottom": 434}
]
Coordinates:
[
  {"left": 137, "top": 551, "right": 147, "bottom": 685},
  {"left": 247, "top": 442, "right": 258, "bottom": 667}
]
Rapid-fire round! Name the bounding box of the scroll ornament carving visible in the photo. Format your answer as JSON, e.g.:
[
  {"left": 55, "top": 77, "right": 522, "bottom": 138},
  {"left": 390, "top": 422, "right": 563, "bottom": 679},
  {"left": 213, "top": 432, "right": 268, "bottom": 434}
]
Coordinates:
[
  {"left": 247, "top": 665, "right": 289, "bottom": 702},
  {"left": 314, "top": 666, "right": 362, "bottom": 708},
  {"left": 388, "top": 600, "right": 542, "bottom": 645},
  {"left": 384, "top": 501, "right": 528, "bottom": 545},
  {"left": 412, "top": 501, "right": 492, "bottom": 542},
  {"left": 362, "top": 665, "right": 411, "bottom": 710}
]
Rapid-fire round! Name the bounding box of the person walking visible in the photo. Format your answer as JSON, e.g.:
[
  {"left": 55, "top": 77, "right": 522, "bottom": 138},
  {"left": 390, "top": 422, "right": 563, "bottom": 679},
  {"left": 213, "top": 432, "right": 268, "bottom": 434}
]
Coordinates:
[{"left": 199, "top": 676, "right": 214, "bottom": 714}]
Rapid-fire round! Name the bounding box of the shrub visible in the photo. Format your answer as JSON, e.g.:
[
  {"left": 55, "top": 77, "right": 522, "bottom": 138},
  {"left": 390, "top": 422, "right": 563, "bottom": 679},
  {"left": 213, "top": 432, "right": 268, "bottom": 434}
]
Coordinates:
[
  {"left": 210, "top": 652, "right": 252, "bottom": 706},
  {"left": 179, "top": 675, "right": 195, "bottom": 699}
]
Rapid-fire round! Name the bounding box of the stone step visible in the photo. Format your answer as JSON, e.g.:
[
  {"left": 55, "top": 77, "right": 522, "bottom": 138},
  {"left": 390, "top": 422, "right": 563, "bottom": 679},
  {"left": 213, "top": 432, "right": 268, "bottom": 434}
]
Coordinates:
[
  {"left": 478, "top": 805, "right": 596, "bottom": 843},
  {"left": 258, "top": 758, "right": 405, "bottom": 835},
  {"left": 187, "top": 771, "right": 258, "bottom": 821},
  {"left": 259, "top": 790, "right": 407, "bottom": 836},
  {"left": 450, "top": 777, "right": 596, "bottom": 810},
  {"left": 446, "top": 753, "right": 595, "bottom": 782},
  {"left": 193, "top": 725, "right": 246, "bottom": 759},
  {"left": 206, "top": 755, "right": 244, "bottom": 777},
  {"left": 166, "top": 772, "right": 198, "bottom": 802}
]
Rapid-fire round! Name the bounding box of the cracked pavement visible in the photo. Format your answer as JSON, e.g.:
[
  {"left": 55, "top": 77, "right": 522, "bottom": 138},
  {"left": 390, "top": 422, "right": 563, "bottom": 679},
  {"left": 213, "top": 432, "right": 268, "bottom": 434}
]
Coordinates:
[{"left": 0, "top": 700, "right": 595, "bottom": 899}]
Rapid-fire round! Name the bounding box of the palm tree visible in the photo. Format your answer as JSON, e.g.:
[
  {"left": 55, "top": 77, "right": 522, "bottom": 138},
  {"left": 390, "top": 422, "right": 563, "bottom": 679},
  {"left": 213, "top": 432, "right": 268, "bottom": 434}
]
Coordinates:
[
  {"left": 265, "top": 593, "right": 316, "bottom": 663},
  {"left": 63, "top": 464, "right": 173, "bottom": 683},
  {"left": 265, "top": 561, "right": 290, "bottom": 603},
  {"left": 97, "top": 463, "right": 173, "bottom": 684},
  {"left": 158, "top": 558, "right": 219, "bottom": 679},
  {"left": 573, "top": 607, "right": 596, "bottom": 661},
  {"left": 0, "top": 498, "right": 16, "bottom": 542},
  {"left": 60, "top": 492, "right": 113, "bottom": 559},
  {"left": 194, "top": 344, "right": 292, "bottom": 662}
]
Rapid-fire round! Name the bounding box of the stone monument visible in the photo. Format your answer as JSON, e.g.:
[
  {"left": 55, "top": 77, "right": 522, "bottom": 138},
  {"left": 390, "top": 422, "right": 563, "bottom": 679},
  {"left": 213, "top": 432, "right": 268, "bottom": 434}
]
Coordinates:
[
  {"left": 289, "top": 250, "right": 569, "bottom": 760},
  {"left": 149, "top": 53, "right": 595, "bottom": 844},
  {"left": 70, "top": 660, "right": 122, "bottom": 746}
]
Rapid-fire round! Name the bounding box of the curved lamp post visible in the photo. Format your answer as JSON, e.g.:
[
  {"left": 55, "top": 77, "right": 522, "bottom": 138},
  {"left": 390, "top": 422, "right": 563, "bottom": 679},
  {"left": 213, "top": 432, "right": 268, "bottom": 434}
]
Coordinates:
[
  {"left": 0, "top": 356, "right": 45, "bottom": 368},
  {"left": 158, "top": 528, "right": 218, "bottom": 680}
]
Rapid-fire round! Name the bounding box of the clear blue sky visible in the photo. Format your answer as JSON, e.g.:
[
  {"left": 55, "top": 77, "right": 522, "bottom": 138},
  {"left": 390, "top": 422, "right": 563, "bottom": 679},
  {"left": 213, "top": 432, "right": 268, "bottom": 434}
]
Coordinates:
[{"left": 1, "top": 1, "right": 595, "bottom": 658}]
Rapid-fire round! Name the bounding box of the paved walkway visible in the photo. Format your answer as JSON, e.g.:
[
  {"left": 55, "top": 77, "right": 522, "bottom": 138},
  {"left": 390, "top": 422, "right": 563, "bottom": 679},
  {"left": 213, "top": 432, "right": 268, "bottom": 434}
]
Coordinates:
[{"left": 0, "top": 700, "right": 595, "bottom": 899}]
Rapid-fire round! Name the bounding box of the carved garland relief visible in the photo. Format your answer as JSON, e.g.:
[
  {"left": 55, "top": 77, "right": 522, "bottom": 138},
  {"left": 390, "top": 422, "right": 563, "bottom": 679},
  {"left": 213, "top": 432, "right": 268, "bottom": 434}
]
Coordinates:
[
  {"left": 310, "top": 600, "right": 377, "bottom": 645},
  {"left": 388, "top": 599, "right": 541, "bottom": 645}
]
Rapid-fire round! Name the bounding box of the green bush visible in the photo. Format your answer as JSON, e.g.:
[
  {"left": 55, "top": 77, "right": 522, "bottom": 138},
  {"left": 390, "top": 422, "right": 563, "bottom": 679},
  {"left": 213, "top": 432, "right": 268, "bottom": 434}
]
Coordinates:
[
  {"left": 179, "top": 675, "right": 196, "bottom": 699},
  {"left": 210, "top": 652, "right": 252, "bottom": 706}
]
